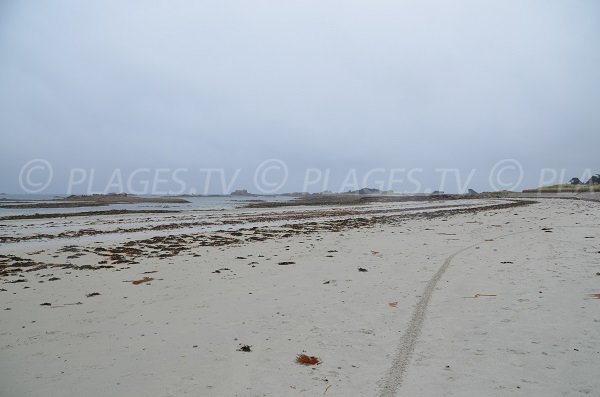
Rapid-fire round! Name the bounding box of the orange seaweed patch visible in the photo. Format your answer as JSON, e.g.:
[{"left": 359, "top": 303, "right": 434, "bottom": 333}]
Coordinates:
[
  {"left": 131, "top": 277, "right": 154, "bottom": 285},
  {"left": 296, "top": 354, "right": 321, "bottom": 365},
  {"left": 590, "top": 294, "right": 600, "bottom": 299}
]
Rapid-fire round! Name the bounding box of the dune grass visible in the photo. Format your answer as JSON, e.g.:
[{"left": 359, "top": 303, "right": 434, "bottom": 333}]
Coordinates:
[{"left": 523, "top": 184, "right": 600, "bottom": 193}]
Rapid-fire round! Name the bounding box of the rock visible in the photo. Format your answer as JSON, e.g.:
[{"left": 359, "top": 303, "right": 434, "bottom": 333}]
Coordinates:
[{"left": 237, "top": 344, "right": 252, "bottom": 352}]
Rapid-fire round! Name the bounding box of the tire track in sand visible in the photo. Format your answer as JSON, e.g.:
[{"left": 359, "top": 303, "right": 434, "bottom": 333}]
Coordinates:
[
  {"left": 377, "top": 224, "right": 600, "bottom": 397},
  {"left": 376, "top": 245, "right": 473, "bottom": 397}
]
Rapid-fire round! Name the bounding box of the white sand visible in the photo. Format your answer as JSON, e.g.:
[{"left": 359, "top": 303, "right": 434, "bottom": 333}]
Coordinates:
[{"left": 1, "top": 198, "right": 599, "bottom": 396}]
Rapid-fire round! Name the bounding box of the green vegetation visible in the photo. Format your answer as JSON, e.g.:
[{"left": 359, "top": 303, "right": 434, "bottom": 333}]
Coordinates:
[
  {"left": 523, "top": 173, "right": 600, "bottom": 193},
  {"left": 523, "top": 184, "right": 600, "bottom": 193}
]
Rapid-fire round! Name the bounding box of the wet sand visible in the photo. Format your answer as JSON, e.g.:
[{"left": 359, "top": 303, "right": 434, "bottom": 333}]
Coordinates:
[{"left": 0, "top": 198, "right": 599, "bottom": 396}]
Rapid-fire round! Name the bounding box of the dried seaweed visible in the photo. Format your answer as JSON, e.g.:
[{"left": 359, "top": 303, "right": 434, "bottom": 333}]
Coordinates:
[
  {"left": 296, "top": 354, "right": 321, "bottom": 365},
  {"left": 130, "top": 277, "right": 154, "bottom": 285}
]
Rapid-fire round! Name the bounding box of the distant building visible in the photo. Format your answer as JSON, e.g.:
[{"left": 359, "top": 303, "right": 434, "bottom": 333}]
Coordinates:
[
  {"left": 231, "top": 189, "right": 251, "bottom": 196},
  {"left": 585, "top": 175, "right": 600, "bottom": 185}
]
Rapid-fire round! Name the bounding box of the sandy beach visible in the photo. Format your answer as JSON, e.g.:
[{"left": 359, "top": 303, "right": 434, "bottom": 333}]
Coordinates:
[
  {"left": 1, "top": 197, "right": 599, "bottom": 396},
  {"left": 3, "top": 1, "right": 599, "bottom": 395}
]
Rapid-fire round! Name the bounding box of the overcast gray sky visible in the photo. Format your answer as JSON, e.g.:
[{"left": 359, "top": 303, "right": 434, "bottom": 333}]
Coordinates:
[{"left": 1, "top": 0, "right": 599, "bottom": 194}]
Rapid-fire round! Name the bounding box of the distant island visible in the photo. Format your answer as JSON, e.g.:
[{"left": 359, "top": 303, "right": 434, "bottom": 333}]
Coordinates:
[
  {"left": 523, "top": 174, "right": 600, "bottom": 193},
  {"left": 178, "top": 187, "right": 395, "bottom": 198},
  {"left": 0, "top": 193, "right": 190, "bottom": 209}
]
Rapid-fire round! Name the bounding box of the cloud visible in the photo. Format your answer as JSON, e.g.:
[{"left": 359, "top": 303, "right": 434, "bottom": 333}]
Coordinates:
[{"left": 1, "top": 0, "right": 599, "bottom": 193}]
